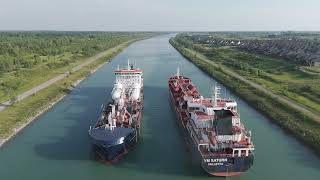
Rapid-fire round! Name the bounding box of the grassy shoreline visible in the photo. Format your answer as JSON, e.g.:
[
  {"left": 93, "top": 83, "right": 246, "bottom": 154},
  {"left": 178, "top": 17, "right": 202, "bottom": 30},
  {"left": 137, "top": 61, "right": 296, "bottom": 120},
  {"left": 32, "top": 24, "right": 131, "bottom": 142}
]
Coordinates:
[
  {"left": 170, "top": 38, "right": 320, "bottom": 155},
  {"left": 0, "top": 32, "right": 153, "bottom": 103},
  {"left": 0, "top": 38, "right": 141, "bottom": 146}
]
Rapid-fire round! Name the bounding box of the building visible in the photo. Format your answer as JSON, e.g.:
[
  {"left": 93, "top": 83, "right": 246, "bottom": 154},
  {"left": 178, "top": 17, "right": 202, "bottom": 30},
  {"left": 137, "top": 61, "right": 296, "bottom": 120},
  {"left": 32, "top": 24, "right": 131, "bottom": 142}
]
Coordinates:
[{"left": 312, "top": 59, "right": 320, "bottom": 66}]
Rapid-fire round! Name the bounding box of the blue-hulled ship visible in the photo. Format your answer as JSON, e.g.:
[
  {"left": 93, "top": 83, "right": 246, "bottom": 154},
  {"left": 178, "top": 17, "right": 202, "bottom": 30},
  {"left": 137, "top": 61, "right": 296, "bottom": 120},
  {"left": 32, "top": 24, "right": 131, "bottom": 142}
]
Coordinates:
[{"left": 89, "top": 61, "right": 143, "bottom": 162}]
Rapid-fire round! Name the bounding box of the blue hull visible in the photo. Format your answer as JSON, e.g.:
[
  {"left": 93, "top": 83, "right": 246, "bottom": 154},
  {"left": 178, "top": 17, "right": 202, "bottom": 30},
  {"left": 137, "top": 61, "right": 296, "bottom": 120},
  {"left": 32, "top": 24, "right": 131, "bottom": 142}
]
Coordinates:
[{"left": 89, "top": 127, "right": 137, "bottom": 162}]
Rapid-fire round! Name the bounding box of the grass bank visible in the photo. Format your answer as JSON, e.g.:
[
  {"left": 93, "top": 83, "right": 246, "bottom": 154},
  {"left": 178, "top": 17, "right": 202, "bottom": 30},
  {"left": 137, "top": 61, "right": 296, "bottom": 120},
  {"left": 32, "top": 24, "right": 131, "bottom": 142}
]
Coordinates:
[
  {"left": 170, "top": 38, "right": 320, "bottom": 154},
  {"left": 0, "top": 32, "right": 151, "bottom": 103},
  {"left": 0, "top": 38, "right": 140, "bottom": 145}
]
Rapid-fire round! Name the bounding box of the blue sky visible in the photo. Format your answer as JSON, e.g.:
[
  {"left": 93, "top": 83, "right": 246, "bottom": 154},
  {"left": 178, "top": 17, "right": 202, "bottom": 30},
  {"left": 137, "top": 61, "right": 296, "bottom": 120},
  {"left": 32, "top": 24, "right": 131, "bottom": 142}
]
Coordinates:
[{"left": 0, "top": 0, "right": 319, "bottom": 31}]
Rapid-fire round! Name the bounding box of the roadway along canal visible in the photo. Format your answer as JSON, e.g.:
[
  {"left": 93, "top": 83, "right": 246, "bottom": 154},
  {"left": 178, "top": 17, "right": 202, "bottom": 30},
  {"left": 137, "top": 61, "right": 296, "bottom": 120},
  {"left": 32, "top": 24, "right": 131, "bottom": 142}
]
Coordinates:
[{"left": 0, "top": 35, "right": 319, "bottom": 180}]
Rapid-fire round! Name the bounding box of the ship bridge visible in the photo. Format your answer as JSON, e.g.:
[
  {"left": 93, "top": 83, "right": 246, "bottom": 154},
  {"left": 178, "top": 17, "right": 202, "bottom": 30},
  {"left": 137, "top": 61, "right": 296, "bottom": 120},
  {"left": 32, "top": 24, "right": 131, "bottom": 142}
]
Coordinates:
[{"left": 111, "top": 61, "right": 143, "bottom": 101}]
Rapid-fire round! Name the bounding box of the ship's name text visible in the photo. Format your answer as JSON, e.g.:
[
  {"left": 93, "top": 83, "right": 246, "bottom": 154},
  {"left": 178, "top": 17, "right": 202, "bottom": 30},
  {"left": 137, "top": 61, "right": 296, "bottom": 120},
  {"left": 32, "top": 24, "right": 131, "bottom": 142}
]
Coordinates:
[{"left": 204, "top": 158, "right": 227, "bottom": 166}]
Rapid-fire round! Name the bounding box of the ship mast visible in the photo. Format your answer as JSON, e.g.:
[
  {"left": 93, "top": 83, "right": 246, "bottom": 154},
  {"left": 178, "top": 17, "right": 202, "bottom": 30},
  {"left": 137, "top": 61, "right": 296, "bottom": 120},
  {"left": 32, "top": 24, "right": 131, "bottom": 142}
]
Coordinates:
[
  {"left": 213, "top": 83, "right": 221, "bottom": 107},
  {"left": 176, "top": 67, "right": 180, "bottom": 79},
  {"left": 127, "top": 59, "right": 130, "bottom": 70}
]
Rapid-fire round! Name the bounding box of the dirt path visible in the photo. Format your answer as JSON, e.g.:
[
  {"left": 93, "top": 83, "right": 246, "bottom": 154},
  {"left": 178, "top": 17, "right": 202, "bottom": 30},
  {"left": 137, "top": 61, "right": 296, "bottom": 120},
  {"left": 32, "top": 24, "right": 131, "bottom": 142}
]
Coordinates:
[
  {"left": 183, "top": 47, "right": 320, "bottom": 122},
  {"left": 0, "top": 40, "right": 135, "bottom": 112}
]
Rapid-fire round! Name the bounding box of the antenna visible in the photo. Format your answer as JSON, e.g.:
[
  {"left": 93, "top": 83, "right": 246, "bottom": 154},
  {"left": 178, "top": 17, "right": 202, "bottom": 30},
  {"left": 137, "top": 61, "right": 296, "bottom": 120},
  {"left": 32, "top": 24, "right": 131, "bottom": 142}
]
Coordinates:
[
  {"left": 225, "top": 87, "right": 227, "bottom": 99},
  {"left": 127, "top": 59, "right": 130, "bottom": 70},
  {"left": 212, "top": 85, "right": 216, "bottom": 107},
  {"left": 177, "top": 67, "right": 180, "bottom": 79},
  {"left": 213, "top": 83, "right": 221, "bottom": 107}
]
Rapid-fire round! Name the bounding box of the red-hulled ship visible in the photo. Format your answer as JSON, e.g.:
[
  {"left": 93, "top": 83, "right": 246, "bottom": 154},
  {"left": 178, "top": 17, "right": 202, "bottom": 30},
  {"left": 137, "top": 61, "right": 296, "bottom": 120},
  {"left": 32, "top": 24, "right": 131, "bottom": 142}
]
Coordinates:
[{"left": 168, "top": 68, "right": 254, "bottom": 176}]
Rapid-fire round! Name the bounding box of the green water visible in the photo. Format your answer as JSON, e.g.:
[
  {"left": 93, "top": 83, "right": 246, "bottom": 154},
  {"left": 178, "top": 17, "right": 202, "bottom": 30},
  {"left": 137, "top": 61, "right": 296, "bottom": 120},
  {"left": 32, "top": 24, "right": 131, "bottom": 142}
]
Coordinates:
[{"left": 0, "top": 35, "right": 319, "bottom": 180}]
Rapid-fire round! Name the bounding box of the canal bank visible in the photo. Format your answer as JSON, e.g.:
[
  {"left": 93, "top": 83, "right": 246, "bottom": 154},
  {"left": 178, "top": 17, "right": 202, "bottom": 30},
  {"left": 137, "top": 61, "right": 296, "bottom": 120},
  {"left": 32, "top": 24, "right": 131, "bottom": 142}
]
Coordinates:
[
  {"left": 0, "top": 35, "right": 319, "bottom": 180},
  {"left": 0, "top": 38, "right": 141, "bottom": 147},
  {"left": 169, "top": 38, "right": 320, "bottom": 155}
]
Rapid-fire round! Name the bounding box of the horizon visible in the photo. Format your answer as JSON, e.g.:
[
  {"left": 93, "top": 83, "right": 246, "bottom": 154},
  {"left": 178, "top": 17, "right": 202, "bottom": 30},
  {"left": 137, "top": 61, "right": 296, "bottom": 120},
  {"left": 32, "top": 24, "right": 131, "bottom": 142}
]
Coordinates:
[
  {"left": 1, "top": 30, "right": 320, "bottom": 33},
  {"left": 1, "top": 0, "right": 320, "bottom": 31}
]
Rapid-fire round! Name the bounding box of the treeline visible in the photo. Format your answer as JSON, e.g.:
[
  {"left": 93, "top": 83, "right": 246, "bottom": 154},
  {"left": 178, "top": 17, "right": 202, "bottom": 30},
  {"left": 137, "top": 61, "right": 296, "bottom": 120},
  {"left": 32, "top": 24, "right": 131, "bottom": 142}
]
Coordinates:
[
  {"left": 178, "top": 33, "right": 320, "bottom": 66},
  {"left": 175, "top": 34, "right": 320, "bottom": 107},
  {"left": 0, "top": 32, "right": 149, "bottom": 73}
]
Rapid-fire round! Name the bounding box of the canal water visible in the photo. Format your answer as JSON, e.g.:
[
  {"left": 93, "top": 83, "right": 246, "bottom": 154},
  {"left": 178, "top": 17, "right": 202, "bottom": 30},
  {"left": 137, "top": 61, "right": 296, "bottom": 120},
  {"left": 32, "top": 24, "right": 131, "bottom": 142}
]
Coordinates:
[{"left": 0, "top": 35, "right": 319, "bottom": 180}]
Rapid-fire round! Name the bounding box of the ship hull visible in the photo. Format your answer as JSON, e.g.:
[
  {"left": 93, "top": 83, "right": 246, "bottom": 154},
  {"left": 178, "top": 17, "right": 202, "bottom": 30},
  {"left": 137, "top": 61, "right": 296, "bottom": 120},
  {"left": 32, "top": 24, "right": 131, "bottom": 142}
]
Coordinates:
[
  {"left": 201, "top": 154, "right": 254, "bottom": 176},
  {"left": 89, "top": 106, "right": 142, "bottom": 163},
  {"left": 90, "top": 128, "right": 138, "bottom": 163},
  {"left": 169, "top": 89, "right": 254, "bottom": 176}
]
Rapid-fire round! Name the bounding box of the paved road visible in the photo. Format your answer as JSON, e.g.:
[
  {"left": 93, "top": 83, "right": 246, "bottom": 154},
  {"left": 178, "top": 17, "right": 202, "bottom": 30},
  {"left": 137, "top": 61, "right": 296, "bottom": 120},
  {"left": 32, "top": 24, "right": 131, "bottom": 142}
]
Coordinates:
[
  {"left": 0, "top": 41, "right": 132, "bottom": 112},
  {"left": 183, "top": 47, "right": 320, "bottom": 122},
  {"left": 299, "top": 67, "right": 320, "bottom": 76},
  {"left": 0, "top": 73, "right": 67, "bottom": 111}
]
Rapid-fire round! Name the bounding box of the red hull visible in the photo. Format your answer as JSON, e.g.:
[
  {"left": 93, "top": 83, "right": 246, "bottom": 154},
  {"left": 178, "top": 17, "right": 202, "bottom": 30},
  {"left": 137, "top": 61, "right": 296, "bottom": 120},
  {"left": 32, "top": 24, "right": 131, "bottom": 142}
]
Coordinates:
[
  {"left": 210, "top": 172, "right": 242, "bottom": 177},
  {"left": 168, "top": 75, "right": 254, "bottom": 177}
]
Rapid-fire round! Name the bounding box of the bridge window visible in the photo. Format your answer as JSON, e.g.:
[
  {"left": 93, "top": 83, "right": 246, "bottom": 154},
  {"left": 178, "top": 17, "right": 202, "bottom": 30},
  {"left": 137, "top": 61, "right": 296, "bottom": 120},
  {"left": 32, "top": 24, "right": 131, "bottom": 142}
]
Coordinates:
[{"left": 234, "top": 150, "right": 239, "bottom": 157}]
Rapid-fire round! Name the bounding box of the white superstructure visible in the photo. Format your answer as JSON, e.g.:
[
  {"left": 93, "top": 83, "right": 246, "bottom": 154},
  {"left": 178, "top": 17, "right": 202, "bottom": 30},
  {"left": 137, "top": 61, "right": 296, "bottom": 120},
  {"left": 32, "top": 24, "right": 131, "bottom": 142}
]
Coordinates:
[{"left": 111, "top": 61, "right": 143, "bottom": 103}]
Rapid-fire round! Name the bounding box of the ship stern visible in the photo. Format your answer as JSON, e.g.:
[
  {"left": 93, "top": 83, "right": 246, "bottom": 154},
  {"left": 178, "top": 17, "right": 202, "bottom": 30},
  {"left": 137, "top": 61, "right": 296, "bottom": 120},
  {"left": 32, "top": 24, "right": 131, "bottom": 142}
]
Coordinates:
[{"left": 201, "top": 154, "right": 254, "bottom": 176}]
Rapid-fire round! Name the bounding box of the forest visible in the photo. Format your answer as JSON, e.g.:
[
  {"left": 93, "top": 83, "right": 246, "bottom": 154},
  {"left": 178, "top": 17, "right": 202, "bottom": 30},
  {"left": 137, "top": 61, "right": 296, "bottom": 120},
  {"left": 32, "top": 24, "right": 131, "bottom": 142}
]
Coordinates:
[
  {"left": 0, "top": 32, "right": 146, "bottom": 72},
  {"left": 0, "top": 32, "right": 148, "bottom": 101}
]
